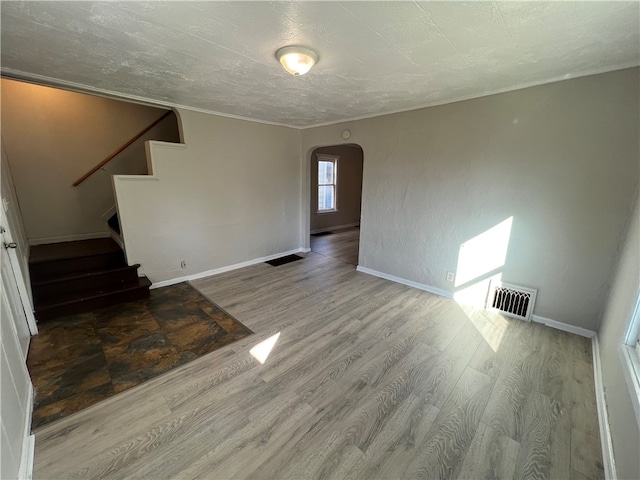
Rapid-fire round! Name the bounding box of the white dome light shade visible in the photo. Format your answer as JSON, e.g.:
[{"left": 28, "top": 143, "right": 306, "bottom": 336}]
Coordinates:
[{"left": 276, "top": 46, "right": 318, "bottom": 76}]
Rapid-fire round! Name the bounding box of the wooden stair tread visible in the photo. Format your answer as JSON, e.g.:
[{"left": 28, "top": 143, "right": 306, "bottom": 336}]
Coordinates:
[
  {"left": 35, "top": 276, "right": 152, "bottom": 311},
  {"left": 32, "top": 264, "right": 141, "bottom": 287},
  {"left": 29, "top": 238, "right": 122, "bottom": 264},
  {"left": 30, "top": 239, "right": 151, "bottom": 321}
]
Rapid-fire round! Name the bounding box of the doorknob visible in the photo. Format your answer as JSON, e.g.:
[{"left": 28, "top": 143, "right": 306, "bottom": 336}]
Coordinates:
[{"left": 4, "top": 242, "right": 17, "bottom": 249}]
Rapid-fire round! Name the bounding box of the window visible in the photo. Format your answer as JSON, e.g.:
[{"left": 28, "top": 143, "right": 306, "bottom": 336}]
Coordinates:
[
  {"left": 621, "top": 291, "right": 640, "bottom": 426},
  {"left": 317, "top": 155, "right": 338, "bottom": 212}
]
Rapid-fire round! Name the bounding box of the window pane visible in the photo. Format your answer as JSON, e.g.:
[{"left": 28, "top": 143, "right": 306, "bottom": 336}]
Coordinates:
[
  {"left": 318, "top": 185, "right": 334, "bottom": 210},
  {"left": 318, "top": 161, "right": 334, "bottom": 185}
]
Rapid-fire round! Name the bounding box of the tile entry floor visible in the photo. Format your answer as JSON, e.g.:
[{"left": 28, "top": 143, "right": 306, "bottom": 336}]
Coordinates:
[{"left": 27, "top": 282, "right": 252, "bottom": 429}]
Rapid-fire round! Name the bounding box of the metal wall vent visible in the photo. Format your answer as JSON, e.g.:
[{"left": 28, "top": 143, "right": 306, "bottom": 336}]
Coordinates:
[{"left": 486, "top": 280, "right": 537, "bottom": 322}]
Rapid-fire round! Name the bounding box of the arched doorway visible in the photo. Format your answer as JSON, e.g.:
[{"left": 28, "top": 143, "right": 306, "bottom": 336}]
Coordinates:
[{"left": 309, "top": 144, "right": 363, "bottom": 266}]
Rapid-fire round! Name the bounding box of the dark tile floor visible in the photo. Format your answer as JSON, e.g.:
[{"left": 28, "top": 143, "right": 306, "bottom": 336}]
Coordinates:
[{"left": 27, "top": 282, "right": 252, "bottom": 430}]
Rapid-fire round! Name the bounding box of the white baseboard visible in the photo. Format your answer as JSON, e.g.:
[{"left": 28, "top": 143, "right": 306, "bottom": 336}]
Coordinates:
[
  {"left": 531, "top": 314, "right": 596, "bottom": 338},
  {"left": 29, "top": 231, "right": 110, "bottom": 246},
  {"left": 18, "top": 385, "right": 35, "bottom": 480},
  {"left": 18, "top": 435, "right": 35, "bottom": 480},
  {"left": 592, "top": 335, "right": 618, "bottom": 480},
  {"left": 150, "top": 247, "right": 310, "bottom": 289},
  {"left": 109, "top": 230, "right": 124, "bottom": 250},
  {"left": 355, "top": 266, "right": 453, "bottom": 299},
  {"left": 354, "top": 268, "right": 597, "bottom": 339},
  {"left": 310, "top": 223, "right": 359, "bottom": 234},
  {"left": 101, "top": 204, "right": 117, "bottom": 221}
]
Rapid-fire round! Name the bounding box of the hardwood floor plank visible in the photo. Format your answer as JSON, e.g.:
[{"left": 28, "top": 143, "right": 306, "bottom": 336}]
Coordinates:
[
  {"left": 115, "top": 402, "right": 249, "bottom": 479},
  {"left": 47, "top": 399, "right": 243, "bottom": 480},
  {"left": 310, "top": 227, "right": 360, "bottom": 265},
  {"left": 513, "top": 391, "right": 571, "bottom": 480},
  {"left": 343, "top": 346, "right": 440, "bottom": 453},
  {"left": 163, "top": 355, "right": 259, "bottom": 412},
  {"left": 413, "top": 323, "right": 483, "bottom": 408},
  {"left": 345, "top": 394, "right": 439, "bottom": 479},
  {"left": 480, "top": 324, "right": 548, "bottom": 442},
  {"left": 571, "top": 467, "right": 592, "bottom": 480},
  {"left": 401, "top": 367, "right": 495, "bottom": 480},
  {"left": 455, "top": 421, "right": 520, "bottom": 480},
  {"left": 180, "top": 393, "right": 314, "bottom": 480},
  {"left": 539, "top": 328, "right": 574, "bottom": 409},
  {"left": 467, "top": 315, "right": 537, "bottom": 379},
  {"left": 33, "top": 394, "right": 172, "bottom": 476},
  {"left": 571, "top": 357, "right": 605, "bottom": 480}
]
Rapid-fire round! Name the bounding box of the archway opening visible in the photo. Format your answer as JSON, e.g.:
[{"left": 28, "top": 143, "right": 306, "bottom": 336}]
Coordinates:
[{"left": 309, "top": 144, "right": 363, "bottom": 266}]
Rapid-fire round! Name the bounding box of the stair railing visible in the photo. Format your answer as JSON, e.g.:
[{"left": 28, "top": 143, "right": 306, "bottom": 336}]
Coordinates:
[{"left": 72, "top": 110, "right": 172, "bottom": 187}]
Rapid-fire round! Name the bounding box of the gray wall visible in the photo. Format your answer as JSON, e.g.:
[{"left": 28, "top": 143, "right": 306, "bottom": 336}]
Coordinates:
[
  {"left": 1, "top": 143, "right": 31, "bottom": 301},
  {"left": 0, "top": 79, "right": 180, "bottom": 244},
  {"left": 310, "top": 145, "right": 363, "bottom": 233},
  {"left": 113, "top": 109, "right": 301, "bottom": 283},
  {"left": 598, "top": 190, "right": 640, "bottom": 480},
  {"left": 302, "top": 68, "right": 639, "bottom": 331}
]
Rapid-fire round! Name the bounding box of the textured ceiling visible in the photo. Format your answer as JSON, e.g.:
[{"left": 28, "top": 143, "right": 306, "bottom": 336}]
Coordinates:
[{"left": 1, "top": 1, "right": 639, "bottom": 128}]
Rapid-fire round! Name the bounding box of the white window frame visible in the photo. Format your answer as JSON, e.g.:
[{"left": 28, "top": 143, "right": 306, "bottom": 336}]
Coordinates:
[
  {"left": 317, "top": 154, "right": 339, "bottom": 214},
  {"left": 620, "top": 289, "right": 640, "bottom": 429}
]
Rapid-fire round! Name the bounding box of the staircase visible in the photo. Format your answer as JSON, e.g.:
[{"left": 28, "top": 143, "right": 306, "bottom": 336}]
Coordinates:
[{"left": 29, "top": 238, "right": 151, "bottom": 321}]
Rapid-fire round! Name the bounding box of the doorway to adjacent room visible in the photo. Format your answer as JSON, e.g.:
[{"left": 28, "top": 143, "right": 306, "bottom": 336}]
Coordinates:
[{"left": 309, "top": 144, "right": 363, "bottom": 266}]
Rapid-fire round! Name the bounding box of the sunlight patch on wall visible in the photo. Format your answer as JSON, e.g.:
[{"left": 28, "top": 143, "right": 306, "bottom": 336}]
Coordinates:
[
  {"left": 453, "top": 217, "right": 513, "bottom": 307},
  {"left": 453, "top": 216, "right": 515, "bottom": 350},
  {"left": 455, "top": 217, "right": 513, "bottom": 287},
  {"left": 454, "top": 274, "right": 502, "bottom": 307},
  {"left": 249, "top": 332, "right": 281, "bottom": 364}
]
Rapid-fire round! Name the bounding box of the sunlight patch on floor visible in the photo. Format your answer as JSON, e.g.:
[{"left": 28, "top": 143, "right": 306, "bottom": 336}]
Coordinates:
[
  {"left": 460, "top": 303, "right": 511, "bottom": 352},
  {"left": 250, "top": 332, "right": 281, "bottom": 364}
]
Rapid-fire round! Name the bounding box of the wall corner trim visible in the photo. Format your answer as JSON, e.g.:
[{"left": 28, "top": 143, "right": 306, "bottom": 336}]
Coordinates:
[
  {"left": 150, "top": 247, "right": 310, "bottom": 289},
  {"left": 531, "top": 315, "right": 596, "bottom": 338},
  {"left": 18, "top": 384, "right": 35, "bottom": 480},
  {"left": 592, "top": 335, "right": 618, "bottom": 480},
  {"left": 355, "top": 266, "right": 453, "bottom": 299},
  {"left": 146, "top": 140, "right": 187, "bottom": 151}
]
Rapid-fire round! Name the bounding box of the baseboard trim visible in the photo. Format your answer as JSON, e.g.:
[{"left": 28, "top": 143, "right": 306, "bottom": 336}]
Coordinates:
[
  {"left": 310, "top": 223, "right": 359, "bottom": 234},
  {"left": 592, "top": 335, "right": 618, "bottom": 480},
  {"left": 29, "top": 232, "right": 110, "bottom": 246},
  {"left": 531, "top": 315, "right": 596, "bottom": 338},
  {"left": 109, "top": 230, "right": 124, "bottom": 250},
  {"left": 355, "top": 266, "right": 453, "bottom": 299},
  {"left": 150, "top": 248, "right": 310, "bottom": 289},
  {"left": 18, "top": 384, "right": 35, "bottom": 480},
  {"left": 353, "top": 268, "right": 597, "bottom": 338},
  {"left": 101, "top": 204, "right": 117, "bottom": 221}
]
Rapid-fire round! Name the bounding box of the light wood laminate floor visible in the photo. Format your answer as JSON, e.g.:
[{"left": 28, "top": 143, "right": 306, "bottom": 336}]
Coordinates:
[
  {"left": 32, "top": 252, "right": 604, "bottom": 479},
  {"left": 310, "top": 227, "right": 360, "bottom": 265}
]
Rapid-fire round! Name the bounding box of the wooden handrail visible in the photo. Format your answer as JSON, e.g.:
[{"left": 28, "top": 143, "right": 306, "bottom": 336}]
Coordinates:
[{"left": 73, "top": 110, "right": 172, "bottom": 187}]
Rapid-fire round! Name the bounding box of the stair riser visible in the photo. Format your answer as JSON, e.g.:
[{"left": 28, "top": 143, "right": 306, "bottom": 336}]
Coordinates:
[
  {"left": 30, "top": 251, "right": 126, "bottom": 283},
  {"left": 33, "top": 269, "right": 141, "bottom": 306},
  {"left": 35, "top": 286, "right": 150, "bottom": 322}
]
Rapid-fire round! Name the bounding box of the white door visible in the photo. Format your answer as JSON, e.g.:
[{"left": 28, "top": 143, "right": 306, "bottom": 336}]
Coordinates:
[
  {"left": 1, "top": 244, "right": 31, "bottom": 357},
  {"left": 1, "top": 235, "right": 35, "bottom": 478},
  {"left": 0, "top": 208, "right": 37, "bottom": 341}
]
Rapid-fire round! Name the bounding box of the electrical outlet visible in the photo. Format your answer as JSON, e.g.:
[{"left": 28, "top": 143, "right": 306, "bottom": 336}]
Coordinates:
[
  {"left": 180, "top": 260, "right": 187, "bottom": 269},
  {"left": 446, "top": 272, "right": 454, "bottom": 282}
]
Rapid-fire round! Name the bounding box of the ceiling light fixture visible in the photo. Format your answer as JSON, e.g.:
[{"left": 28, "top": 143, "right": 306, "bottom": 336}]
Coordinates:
[{"left": 276, "top": 46, "right": 318, "bottom": 76}]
